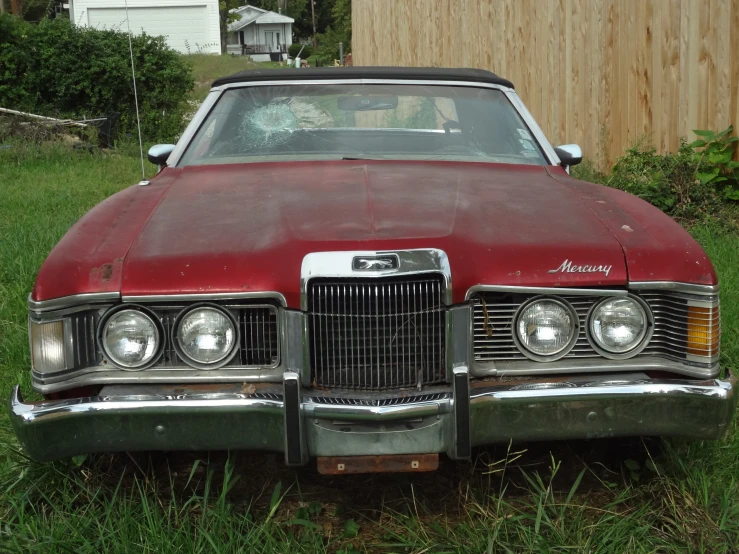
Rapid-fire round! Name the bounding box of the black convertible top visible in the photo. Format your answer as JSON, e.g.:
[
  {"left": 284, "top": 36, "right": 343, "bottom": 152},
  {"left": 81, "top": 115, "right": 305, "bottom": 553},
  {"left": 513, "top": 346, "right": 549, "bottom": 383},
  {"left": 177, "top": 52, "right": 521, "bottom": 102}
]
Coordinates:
[{"left": 211, "top": 66, "right": 514, "bottom": 89}]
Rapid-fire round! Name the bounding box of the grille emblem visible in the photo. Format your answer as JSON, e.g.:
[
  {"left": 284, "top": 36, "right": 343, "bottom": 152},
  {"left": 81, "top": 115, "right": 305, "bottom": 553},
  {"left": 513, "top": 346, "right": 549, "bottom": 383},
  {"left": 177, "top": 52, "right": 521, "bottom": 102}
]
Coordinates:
[{"left": 352, "top": 255, "right": 399, "bottom": 271}]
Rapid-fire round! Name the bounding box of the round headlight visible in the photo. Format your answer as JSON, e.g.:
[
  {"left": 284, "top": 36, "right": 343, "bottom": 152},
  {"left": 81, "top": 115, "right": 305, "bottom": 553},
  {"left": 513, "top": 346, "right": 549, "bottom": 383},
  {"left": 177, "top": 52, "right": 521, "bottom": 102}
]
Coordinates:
[
  {"left": 176, "top": 306, "right": 237, "bottom": 366},
  {"left": 515, "top": 299, "right": 577, "bottom": 359},
  {"left": 102, "top": 309, "right": 160, "bottom": 369},
  {"left": 589, "top": 297, "right": 648, "bottom": 355}
]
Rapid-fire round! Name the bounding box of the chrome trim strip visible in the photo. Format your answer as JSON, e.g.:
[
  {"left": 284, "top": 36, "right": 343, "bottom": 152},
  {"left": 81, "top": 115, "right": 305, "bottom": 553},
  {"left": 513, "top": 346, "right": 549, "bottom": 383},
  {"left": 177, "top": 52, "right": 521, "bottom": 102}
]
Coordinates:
[
  {"left": 28, "top": 292, "right": 120, "bottom": 313},
  {"left": 32, "top": 368, "right": 285, "bottom": 394},
  {"left": 503, "top": 90, "right": 560, "bottom": 165},
  {"left": 300, "top": 249, "right": 452, "bottom": 310},
  {"left": 629, "top": 282, "right": 720, "bottom": 295},
  {"left": 465, "top": 285, "right": 627, "bottom": 300},
  {"left": 121, "top": 291, "right": 287, "bottom": 307},
  {"left": 470, "top": 355, "right": 719, "bottom": 379},
  {"left": 167, "top": 89, "right": 224, "bottom": 167},
  {"left": 470, "top": 377, "right": 734, "bottom": 400},
  {"left": 282, "top": 310, "right": 310, "bottom": 386}
]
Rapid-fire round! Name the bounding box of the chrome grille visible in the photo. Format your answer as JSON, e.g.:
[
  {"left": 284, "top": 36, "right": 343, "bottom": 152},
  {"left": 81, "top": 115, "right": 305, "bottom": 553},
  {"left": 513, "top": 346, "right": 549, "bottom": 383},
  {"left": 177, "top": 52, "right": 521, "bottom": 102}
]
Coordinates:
[
  {"left": 471, "top": 291, "right": 719, "bottom": 364},
  {"left": 70, "top": 310, "right": 101, "bottom": 369},
  {"left": 308, "top": 275, "right": 446, "bottom": 390},
  {"left": 473, "top": 294, "right": 600, "bottom": 361},
  {"left": 307, "top": 392, "right": 448, "bottom": 406}
]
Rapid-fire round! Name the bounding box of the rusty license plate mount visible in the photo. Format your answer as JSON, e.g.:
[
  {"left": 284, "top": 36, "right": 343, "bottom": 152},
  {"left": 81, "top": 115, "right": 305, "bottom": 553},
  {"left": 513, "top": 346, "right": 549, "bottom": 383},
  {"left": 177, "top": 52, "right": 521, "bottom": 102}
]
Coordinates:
[{"left": 316, "top": 453, "right": 439, "bottom": 475}]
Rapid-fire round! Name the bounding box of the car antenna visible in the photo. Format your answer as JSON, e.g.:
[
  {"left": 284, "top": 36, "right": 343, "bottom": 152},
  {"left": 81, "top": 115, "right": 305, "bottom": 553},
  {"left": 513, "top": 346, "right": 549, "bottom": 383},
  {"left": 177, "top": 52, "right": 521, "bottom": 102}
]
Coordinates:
[{"left": 123, "top": 0, "right": 148, "bottom": 186}]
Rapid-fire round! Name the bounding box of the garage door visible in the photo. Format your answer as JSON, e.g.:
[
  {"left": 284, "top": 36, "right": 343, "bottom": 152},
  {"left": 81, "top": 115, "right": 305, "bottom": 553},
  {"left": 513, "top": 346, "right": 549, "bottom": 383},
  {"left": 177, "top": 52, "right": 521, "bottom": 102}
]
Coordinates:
[{"left": 88, "top": 6, "right": 208, "bottom": 53}]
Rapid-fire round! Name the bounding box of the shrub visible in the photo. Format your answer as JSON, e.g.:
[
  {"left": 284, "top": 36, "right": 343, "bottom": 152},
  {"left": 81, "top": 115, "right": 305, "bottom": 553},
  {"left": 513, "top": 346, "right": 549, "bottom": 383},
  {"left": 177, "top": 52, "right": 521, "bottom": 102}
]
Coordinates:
[
  {"left": 288, "top": 43, "right": 312, "bottom": 58},
  {"left": 0, "top": 15, "right": 193, "bottom": 142},
  {"left": 572, "top": 126, "right": 739, "bottom": 226}
]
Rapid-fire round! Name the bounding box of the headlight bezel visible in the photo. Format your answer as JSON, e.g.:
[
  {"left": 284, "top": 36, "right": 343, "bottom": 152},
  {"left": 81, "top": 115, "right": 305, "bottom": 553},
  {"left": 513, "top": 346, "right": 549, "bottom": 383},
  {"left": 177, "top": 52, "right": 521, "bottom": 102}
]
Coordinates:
[
  {"left": 98, "top": 305, "right": 163, "bottom": 370},
  {"left": 512, "top": 296, "right": 580, "bottom": 362},
  {"left": 587, "top": 295, "right": 653, "bottom": 359},
  {"left": 172, "top": 303, "right": 240, "bottom": 369}
]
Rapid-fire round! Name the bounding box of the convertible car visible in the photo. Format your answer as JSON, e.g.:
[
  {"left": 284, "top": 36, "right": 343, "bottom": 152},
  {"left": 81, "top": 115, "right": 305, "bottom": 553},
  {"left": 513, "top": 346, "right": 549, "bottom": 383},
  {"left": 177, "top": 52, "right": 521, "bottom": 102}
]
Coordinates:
[{"left": 11, "top": 67, "right": 736, "bottom": 474}]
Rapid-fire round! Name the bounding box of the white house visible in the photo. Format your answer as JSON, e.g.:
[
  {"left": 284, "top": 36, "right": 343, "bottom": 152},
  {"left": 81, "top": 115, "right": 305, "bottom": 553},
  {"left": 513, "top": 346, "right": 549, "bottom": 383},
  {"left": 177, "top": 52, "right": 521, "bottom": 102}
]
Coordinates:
[
  {"left": 68, "top": 0, "right": 221, "bottom": 54},
  {"left": 226, "top": 4, "right": 293, "bottom": 61}
]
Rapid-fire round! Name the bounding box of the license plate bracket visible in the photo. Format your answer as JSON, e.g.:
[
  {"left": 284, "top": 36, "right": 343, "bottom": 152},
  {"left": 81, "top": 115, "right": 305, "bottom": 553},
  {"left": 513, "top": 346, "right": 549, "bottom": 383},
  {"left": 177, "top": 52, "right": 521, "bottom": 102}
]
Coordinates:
[{"left": 316, "top": 453, "right": 439, "bottom": 475}]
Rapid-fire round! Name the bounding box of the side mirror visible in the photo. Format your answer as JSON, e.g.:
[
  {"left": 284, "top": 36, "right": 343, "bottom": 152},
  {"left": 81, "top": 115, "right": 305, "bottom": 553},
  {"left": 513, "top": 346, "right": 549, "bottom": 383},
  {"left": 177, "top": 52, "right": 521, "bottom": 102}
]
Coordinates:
[
  {"left": 554, "top": 144, "right": 582, "bottom": 171},
  {"left": 147, "top": 144, "right": 176, "bottom": 169}
]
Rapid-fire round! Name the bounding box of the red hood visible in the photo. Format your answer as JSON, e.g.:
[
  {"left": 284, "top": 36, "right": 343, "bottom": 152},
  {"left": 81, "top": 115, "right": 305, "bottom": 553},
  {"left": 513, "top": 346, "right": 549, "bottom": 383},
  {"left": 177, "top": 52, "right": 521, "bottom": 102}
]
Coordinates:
[
  {"left": 119, "top": 161, "right": 628, "bottom": 307},
  {"left": 33, "top": 160, "right": 715, "bottom": 308}
]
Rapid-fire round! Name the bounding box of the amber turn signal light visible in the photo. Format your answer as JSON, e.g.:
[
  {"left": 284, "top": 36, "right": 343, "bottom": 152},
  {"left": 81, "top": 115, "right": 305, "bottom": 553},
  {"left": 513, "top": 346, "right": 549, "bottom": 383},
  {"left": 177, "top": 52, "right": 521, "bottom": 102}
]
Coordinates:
[{"left": 686, "top": 305, "right": 720, "bottom": 357}]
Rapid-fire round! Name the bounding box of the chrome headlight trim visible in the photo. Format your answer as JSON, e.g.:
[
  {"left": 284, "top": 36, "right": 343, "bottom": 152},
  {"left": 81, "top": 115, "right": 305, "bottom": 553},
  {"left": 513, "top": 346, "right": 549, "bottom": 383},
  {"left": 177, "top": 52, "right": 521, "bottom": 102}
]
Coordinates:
[
  {"left": 511, "top": 296, "right": 579, "bottom": 362},
  {"left": 172, "top": 303, "right": 240, "bottom": 370},
  {"left": 98, "top": 305, "right": 163, "bottom": 371},
  {"left": 586, "top": 295, "right": 653, "bottom": 360}
]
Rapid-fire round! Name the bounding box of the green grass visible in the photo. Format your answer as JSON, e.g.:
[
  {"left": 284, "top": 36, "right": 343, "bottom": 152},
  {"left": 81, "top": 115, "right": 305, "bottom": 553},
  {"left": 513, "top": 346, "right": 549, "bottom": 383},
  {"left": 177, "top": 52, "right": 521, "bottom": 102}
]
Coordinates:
[
  {"left": 184, "top": 54, "right": 299, "bottom": 102},
  {"left": 1, "top": 144, "right": 738, "bottom": 552}
]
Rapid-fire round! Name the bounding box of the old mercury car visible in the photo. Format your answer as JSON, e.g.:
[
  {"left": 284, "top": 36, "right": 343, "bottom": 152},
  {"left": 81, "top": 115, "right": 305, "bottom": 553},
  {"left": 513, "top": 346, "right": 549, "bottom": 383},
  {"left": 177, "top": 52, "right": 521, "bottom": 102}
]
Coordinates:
[{"left": 10, "top": 67, "right": 737, "bottom": 474}]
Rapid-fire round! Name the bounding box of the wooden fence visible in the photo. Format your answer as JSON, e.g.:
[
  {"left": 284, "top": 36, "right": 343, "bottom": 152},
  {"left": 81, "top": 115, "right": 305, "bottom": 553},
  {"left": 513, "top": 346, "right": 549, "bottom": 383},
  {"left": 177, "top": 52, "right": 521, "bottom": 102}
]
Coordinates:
[{"left": 352, "top": 0, "right": 739, "bottom": 166}]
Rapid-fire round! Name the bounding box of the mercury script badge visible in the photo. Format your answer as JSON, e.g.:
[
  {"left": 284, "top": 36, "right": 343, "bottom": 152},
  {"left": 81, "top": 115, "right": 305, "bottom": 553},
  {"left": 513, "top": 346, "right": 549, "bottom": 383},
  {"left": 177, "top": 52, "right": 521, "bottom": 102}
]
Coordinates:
[
  {"left": 352, "top": 255, "right": 399, "bottom": 271},
  {"left": 548, "top": 259, "right": 612, "bottom": 277}
]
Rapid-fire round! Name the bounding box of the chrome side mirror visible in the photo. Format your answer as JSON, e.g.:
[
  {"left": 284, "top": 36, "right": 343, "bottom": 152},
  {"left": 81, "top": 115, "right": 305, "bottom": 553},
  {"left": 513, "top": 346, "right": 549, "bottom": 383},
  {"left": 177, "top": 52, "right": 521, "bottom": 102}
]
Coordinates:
[
  {"left": 147, "top": 144, "right": 176, "bottom": 170},
  {"left": 554, "top": 144, "right": 583, "bottom": 172}
]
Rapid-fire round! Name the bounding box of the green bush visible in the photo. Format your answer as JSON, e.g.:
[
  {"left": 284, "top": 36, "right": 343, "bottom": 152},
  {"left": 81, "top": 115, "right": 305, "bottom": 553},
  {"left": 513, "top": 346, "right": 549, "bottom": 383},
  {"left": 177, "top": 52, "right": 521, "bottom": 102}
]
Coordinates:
[
  {"left": 288, "top": 44, "right": 312, "bottom": 58},
  {"left": 0, "top": 15, "right": 193, "bottom": 142},
  {"left": 572, "top": 126, "right": 739, "bottom": 226}
]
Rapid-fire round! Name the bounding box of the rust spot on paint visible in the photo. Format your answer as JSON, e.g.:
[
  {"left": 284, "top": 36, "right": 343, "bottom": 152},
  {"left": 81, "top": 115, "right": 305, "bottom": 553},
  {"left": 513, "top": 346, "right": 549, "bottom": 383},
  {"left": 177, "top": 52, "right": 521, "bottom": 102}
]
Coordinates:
[
  {"left": 100, "top": 264, "right": 114, "bottom": 281},
  {"left": 89, "top": 258, "right": 124, "bottom": 285}
]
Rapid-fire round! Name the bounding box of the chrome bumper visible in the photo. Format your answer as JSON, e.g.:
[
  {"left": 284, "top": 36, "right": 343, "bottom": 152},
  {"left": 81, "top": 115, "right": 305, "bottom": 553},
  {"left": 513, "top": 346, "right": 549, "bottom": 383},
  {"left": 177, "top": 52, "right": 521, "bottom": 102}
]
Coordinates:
[{"left": 9, "top": 372, "right": 737, "bottom": 463}]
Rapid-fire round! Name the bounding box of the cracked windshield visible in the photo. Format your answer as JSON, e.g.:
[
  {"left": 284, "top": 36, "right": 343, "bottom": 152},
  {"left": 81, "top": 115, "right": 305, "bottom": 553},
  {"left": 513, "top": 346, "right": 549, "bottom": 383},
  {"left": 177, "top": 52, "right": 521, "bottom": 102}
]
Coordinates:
[{"left": 180, "top": 84, "right": 547, "bottom": 166}]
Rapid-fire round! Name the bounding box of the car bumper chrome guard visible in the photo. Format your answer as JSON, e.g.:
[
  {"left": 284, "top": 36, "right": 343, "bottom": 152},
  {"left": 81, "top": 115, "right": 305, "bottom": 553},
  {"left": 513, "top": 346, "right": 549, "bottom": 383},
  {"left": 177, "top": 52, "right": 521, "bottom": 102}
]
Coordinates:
[{"left": 8, "top": 372, "right": 738, "bottom": 463}]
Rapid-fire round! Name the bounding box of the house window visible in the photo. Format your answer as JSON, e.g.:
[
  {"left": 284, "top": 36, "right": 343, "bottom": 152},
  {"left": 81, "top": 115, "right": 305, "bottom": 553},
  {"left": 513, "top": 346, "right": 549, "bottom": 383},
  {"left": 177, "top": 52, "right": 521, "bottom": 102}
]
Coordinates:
[{"left": 239, "top": 31, "right": 245, "bottom": 45}]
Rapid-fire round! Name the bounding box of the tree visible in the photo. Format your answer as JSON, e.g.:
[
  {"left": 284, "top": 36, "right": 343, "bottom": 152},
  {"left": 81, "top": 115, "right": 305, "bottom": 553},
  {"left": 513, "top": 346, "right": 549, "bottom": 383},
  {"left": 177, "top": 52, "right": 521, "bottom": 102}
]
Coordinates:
[
  {"left": 314, "top": 0, "right": 350, "bottom": 63},
  {"left": 219, "top": 0, "right": 242, "bottom": 54}
]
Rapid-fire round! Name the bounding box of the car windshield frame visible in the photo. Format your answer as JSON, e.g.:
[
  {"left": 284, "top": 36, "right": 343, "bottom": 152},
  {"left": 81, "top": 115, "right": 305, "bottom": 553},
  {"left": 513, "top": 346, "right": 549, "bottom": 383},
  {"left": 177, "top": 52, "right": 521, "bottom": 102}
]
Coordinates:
[{"left": 172, "top": 79, "right": 559, "bottom": 168}]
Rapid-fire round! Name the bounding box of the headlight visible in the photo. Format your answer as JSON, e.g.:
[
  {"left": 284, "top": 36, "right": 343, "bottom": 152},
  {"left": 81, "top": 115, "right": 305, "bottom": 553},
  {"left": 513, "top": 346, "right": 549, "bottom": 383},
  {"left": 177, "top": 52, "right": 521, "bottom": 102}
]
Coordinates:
[
  {"left": 175, "top": 306, "right": 237, "bottom": 367},
  {"left": 589, "top": 297, "right": 649, "bottom": 356},
  {"left": 102, "top": 309, "right": 160, "bottom": 369},
  {"left": 515, "top": 298, "right": 577, "bottom": 360}
]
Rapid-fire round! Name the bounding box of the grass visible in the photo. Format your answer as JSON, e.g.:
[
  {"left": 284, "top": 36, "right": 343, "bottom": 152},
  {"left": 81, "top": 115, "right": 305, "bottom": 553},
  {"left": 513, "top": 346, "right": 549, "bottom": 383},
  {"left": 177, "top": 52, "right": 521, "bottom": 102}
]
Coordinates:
[
  {"left": 0, "top": 143, "right": 738, "bottom": 552},
  {"left": 185, "top": 54, "right": 308, "bottom": 102},
  {"left": 184, "top": 54, "right": 331, "bottom": 102}
]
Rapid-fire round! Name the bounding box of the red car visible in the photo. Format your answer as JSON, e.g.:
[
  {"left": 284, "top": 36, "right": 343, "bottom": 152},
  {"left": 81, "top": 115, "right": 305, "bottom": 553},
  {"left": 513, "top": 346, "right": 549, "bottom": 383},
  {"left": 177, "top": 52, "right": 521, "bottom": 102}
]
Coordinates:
[{"left": 11, "top": 67, "right": 736, "bottom": 473}]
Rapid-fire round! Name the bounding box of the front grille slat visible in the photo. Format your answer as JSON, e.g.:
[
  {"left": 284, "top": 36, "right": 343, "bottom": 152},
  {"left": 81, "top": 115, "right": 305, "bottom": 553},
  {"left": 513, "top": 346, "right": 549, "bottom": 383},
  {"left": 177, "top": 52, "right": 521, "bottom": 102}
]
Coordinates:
[{"left": 309, "top": 275, "right": 446, "bottom": 390}]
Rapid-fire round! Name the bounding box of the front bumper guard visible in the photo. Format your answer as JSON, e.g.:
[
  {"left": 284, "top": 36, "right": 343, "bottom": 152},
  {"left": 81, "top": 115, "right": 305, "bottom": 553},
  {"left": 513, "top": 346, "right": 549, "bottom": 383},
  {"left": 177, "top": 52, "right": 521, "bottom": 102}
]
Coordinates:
[{"left": 9, "top": 371, "right": 738, "bottom": 463}]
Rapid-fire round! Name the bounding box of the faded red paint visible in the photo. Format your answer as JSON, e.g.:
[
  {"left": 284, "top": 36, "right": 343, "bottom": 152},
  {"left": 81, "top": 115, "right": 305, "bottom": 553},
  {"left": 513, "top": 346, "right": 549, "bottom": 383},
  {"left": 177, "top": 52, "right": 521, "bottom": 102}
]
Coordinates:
[
  {"left": 32, "top": 160, "right": 716, "bottom": 307},
  {"left": 548, "top": 166, "right": 717, "bottom": 284},
  {"left": 32, "top": 169, "right": 181, "bottom": 301}
]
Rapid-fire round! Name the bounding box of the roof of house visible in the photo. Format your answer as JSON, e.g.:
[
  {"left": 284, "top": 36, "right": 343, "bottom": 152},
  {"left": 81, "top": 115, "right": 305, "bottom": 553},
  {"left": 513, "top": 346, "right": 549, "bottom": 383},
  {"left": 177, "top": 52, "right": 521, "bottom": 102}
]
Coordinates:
[
  {"left": 228, "top": 4, "right": 294, "bottom": 32},
  {"left": 212, "top": 66, "right": 515, "bottom": 89}
]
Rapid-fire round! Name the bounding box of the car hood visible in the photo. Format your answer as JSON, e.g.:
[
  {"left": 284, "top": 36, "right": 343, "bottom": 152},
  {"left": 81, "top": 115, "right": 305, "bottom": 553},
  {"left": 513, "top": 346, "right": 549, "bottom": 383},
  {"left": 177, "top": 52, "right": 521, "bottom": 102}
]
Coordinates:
[{"left": 119, "top": 160, "right": 630, "bottom": 306}]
